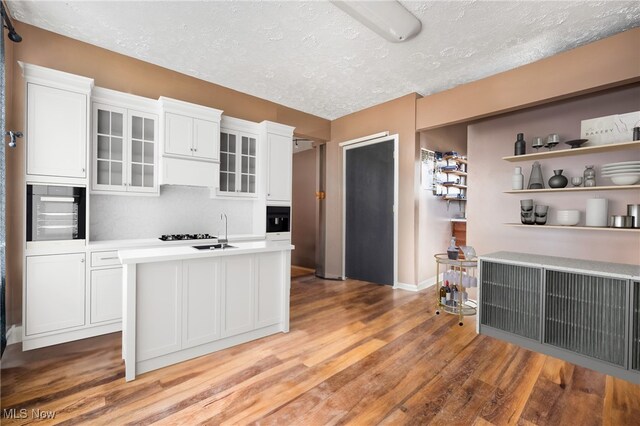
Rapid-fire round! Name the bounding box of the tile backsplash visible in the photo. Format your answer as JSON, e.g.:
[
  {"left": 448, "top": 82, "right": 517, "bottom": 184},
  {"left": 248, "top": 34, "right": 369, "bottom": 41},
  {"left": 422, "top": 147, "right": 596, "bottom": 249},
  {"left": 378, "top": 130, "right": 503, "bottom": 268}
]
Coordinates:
[{"left": 90, "top": 185, "right": 255, "bottom": 241}]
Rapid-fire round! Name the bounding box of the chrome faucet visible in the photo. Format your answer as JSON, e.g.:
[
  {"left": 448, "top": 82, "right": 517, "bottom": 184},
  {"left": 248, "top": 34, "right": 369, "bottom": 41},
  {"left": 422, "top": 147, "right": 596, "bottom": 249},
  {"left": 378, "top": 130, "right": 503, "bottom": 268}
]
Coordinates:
[{"left": 219, "top": 213, "right": 228, "bottom": 246}]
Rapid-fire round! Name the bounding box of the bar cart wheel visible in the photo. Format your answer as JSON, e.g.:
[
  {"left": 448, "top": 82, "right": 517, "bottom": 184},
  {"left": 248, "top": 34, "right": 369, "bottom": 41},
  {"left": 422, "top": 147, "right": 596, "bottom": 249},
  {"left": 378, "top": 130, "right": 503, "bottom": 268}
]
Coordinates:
[
  {"left": 436, "top": 310, "right": 440, "bottom": 315},
  {"left": 459, "top": 321, "right": 463, "bottom": 326}
]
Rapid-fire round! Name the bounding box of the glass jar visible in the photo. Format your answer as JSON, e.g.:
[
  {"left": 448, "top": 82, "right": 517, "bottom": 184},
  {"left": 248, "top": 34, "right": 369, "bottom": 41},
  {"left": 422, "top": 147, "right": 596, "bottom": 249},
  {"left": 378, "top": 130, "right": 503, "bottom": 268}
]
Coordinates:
[{"left": 583, "top": 165, "right": 596, "bottom": 187}]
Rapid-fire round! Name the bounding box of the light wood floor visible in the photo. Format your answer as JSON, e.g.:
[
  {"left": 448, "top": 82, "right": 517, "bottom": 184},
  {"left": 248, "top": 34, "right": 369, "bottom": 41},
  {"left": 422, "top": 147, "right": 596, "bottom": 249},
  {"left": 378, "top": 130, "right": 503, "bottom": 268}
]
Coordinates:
[{"left": 2, "top": 271, "right": 639, "bottom": 425}]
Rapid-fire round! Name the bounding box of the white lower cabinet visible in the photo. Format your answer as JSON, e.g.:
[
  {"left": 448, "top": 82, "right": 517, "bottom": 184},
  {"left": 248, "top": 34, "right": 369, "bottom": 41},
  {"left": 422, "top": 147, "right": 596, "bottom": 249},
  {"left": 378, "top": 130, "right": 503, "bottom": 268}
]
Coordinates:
[
  {"left": 25, "top": 253, "right": 86, "bottom": 336},
  {"left": 136, "top": 261, "right": 182, "bottom": 361},
  {"left": 182, "top": 258, "right": 221, "bottom": 349},
  {"left": 222, "top": 254, "right": 255, "bottom": 336},
  {"left": 90, "top": 267, "right": 123, "bottom": 324}
]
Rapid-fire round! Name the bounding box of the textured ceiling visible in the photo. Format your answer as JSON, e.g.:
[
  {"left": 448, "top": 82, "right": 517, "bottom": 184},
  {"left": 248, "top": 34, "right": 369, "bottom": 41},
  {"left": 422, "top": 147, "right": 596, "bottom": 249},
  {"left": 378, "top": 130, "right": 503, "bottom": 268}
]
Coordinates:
[{"left": 8, "top": 1, "right": 640, "bottom": 120}]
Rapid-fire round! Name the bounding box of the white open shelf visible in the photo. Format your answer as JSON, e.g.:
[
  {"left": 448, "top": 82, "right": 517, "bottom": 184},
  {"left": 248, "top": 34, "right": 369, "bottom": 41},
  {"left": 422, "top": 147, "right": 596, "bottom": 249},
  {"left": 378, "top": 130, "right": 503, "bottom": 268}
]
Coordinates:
[
  {"left": 502, "top": 140, "right": 640, "bottom": 162},
  {"left": 504, "top": 223, "right": 640, "bottom": 232},
  {"left": 504, "top": 185, "right": 639, "bottom": 194}
]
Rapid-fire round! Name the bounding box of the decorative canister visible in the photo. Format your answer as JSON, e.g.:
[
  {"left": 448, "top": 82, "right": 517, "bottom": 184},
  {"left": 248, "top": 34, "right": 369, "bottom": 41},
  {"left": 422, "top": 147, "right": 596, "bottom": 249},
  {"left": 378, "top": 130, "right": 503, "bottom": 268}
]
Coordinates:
[
  {"left": 586, "top": 198, "right": 608, "bottom": 227},
  {"left": 628, "top": 204, "right": 640, "bottom": 228},
  {"left": 548, "top": 169, "right": 568, "bottom": 188},
  {"left": 584, "top": 165, "right": 596, "bottom": 187},
  {"left": 512, "top": 167, "right": 524, "bottom": 190}
]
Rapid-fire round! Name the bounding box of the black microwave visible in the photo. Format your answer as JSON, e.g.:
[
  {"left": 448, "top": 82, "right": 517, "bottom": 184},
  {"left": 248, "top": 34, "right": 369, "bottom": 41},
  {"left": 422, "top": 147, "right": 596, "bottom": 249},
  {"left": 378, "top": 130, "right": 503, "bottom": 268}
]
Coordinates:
[{"left": 27, "top": 184, "right": 86, "bottom": 242}]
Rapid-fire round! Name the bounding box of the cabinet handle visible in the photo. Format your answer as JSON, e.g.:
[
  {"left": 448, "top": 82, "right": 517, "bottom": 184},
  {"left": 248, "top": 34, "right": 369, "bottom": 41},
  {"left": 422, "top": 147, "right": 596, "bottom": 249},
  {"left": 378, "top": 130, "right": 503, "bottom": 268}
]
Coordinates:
[
  {"left": 100, "top": 256, "right": 119, "bottom": 260},
  {"left": 82, "top": 168, "right": 86, "bottom": 172},
  {"left": 80, "top": 258, "right": 85, "bottom": 263},
  {"left": 194, "top": 148, "right": 197, "bottom": 152}
]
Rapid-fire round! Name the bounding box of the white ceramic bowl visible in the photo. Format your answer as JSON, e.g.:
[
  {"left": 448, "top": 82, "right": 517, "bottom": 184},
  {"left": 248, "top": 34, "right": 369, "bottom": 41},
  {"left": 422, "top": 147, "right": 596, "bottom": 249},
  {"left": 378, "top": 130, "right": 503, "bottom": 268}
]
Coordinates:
[
  {"left": 556, "top": 210, "right": 580, "bottom": 226},
  {"left": 609, "top": 174, "right": 640, "bottom": 185}
]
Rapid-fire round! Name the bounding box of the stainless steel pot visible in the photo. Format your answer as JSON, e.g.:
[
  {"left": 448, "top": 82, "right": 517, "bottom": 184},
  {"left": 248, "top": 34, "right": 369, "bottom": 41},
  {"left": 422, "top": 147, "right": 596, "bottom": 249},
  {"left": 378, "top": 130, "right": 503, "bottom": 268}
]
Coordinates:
[{"left": 609, "top": 215, "right": 634, "bottom": 228}]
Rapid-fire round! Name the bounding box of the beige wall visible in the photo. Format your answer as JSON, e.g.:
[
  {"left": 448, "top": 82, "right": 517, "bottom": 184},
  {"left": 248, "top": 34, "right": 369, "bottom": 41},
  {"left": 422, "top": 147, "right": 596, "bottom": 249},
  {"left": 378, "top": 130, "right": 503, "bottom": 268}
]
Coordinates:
[
  {"left": 326, "top": 93, "right": 420, "bottom": 284},
  {"left": 292, "top": 148, "right": 316, "bottom": 269},
  {"left": 418, "top": 125, "right": 467, "bottom": 284},
  {"left": 4, "top": 22, "right": 331, "bottom": 326},
  {"left": 417, "top": 28, "right": 640, "bottom": 131},
  {"left": 467, "top": 85, "right": 640, "bottom": 264}
]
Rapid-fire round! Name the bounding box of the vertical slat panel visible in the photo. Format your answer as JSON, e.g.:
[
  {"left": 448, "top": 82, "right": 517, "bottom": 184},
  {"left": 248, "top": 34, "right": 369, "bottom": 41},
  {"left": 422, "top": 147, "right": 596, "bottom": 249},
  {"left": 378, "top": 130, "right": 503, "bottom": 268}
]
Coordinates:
[
  {"left": 480, "top": 261, "right": 540, "bottom": 340},
  {"left": 631, "top": 282, "right": 640, "bottom": 371},
  {"left": 545, "top": 270, "right": 626, "bottom": 366}
]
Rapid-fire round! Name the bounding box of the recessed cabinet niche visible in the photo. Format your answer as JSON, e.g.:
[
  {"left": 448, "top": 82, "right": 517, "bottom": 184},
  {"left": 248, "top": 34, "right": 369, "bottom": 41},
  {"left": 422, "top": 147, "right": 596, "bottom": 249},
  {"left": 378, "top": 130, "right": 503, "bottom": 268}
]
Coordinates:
[{"left": 91, "top": 88, "right": 159, "bottom": 195}]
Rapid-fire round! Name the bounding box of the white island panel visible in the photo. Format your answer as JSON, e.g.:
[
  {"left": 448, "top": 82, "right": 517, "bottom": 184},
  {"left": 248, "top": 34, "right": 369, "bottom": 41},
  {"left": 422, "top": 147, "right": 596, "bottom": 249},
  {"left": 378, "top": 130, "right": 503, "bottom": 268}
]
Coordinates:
[
  {"left": 182, "top": 258, "right": 222, "bottom": 349},
  {"left": 121, "top": 241, "right": 293, "bottom": 381},
  {"left": 137, "top": 261, "right": 182, "bottom": 361},
  {"left": 223, "top": 255, "right": 255, "bottom": 337}
]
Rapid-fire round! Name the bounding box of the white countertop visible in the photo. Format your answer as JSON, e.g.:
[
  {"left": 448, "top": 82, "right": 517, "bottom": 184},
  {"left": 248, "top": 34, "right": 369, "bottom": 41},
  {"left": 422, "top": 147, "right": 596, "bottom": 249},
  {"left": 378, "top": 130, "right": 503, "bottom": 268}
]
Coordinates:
[
  {"left": 119, "top": 240, "right": 294, "bottom": 264},
  {"left": 480, "top": 251, "right": 640, "bottom": 280},
  {"left": 87, "top": 234, "right": 265, "bottom": 250}
]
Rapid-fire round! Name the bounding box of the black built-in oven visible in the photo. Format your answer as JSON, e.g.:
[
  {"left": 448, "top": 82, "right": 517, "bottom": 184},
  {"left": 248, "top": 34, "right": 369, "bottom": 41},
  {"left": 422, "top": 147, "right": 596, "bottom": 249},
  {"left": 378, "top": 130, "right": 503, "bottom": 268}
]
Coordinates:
[{"left": 27, "top": 184, "right": 86, "bottom": 242}]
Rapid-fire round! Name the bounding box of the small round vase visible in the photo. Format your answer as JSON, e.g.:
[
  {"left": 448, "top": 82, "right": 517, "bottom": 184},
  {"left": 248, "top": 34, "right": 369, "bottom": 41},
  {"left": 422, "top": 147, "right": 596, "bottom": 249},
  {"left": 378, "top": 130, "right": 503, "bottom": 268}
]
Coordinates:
[{"left": 549, "top": 169, "right": 568, "bottom": 188}]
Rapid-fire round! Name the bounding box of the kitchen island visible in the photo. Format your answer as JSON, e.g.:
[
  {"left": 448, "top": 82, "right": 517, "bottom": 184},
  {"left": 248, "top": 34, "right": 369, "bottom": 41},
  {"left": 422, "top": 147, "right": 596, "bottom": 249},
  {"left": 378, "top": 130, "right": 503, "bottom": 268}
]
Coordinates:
[{"left": 119, "top": 240, "right": 293, "bottom": 381}]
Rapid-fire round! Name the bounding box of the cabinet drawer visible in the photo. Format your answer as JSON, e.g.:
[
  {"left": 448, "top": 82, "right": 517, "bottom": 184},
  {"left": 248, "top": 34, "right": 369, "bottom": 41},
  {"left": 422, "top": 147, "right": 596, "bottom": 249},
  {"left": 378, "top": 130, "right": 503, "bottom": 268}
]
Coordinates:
[{"left": 91, "top": 251, "right": 121, "bottom": 267}]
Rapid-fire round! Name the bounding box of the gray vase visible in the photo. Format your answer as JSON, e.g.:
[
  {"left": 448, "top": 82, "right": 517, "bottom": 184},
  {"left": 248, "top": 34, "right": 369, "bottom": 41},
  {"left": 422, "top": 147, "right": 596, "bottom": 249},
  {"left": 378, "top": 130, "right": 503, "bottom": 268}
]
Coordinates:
[
  {"left": 548, "top": 169, "right": 568, "bottom": 188},
  {"left": 527, "top": 161, "right": 545, "bottom": 189}
]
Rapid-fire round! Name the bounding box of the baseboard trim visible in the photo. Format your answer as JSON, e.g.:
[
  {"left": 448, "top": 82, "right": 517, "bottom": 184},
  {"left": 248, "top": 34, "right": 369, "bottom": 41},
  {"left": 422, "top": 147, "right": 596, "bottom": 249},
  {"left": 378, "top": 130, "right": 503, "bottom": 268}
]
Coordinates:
[
  {"left": 291, "top": 265, "right": 315, "bottom": 273},
  {"left": 395, "top": 274, "right": 442, "bottom": 292},
  {"left": 6, "top": 325, "right": 23, "bottom": 345}
]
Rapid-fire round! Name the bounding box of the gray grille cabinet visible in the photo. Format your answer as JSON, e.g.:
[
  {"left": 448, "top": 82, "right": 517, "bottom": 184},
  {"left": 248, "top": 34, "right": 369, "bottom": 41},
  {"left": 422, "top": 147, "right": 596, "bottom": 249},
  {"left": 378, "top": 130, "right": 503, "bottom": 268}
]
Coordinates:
[{"left": 479, "top": 252, "right": 640, "bottom": 384}]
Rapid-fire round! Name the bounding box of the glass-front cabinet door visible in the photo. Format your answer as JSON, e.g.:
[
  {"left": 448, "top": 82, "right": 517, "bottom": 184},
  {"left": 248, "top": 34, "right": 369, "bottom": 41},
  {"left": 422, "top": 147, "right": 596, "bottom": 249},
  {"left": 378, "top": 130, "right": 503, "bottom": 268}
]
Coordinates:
[
  {"left": 219, "top": 129, "right": 257, "bottom": 197},
  {"left": 129, "top": 111, "right": 157, "bottom": 192},
  {"left": 219, "top": 131, "right": 237, "bottom": 193},
  {"left": 240, "top": 135, "right": 257, "bottom": 194},
  {"left": 92, "top": 103, "right": 158, "bottom": 194},
  {"left": 93, "top": 103, "right": 126, "bottom": 191}
]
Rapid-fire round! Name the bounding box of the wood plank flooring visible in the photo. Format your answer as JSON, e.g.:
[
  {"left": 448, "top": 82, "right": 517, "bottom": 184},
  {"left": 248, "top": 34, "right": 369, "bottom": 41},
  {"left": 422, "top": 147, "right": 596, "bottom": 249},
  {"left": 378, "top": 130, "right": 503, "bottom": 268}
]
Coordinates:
[{"left": 2, "top": 271, "right": 639, "bottom": 425}]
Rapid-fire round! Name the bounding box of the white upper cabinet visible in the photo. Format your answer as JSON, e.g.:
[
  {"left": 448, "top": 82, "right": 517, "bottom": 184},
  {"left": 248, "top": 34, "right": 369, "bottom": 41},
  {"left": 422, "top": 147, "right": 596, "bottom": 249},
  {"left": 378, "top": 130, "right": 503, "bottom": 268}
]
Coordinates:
[
  {"left": 21, "top": 63, "right": 94, "bottom": 182},
  {"left": 216, "top": 116, "right": 260, "bottom": 198},
  {"left": 159, "top": 97, "right": 222, "bottom": 187},
  {"left": 164, "top": 112, "right": 193, "bottom": 157},
  {"left": 91, "top": 88, "right": 159, "bottom": 195},
  {"left": 193, "top": 118, "right": 219, "bottom": 160},
  {"left": 262, "top": 121, "right": 295, "bottom": 204},
  {"left": 159, "top": 97, "right": 222, "bottom": 162}
]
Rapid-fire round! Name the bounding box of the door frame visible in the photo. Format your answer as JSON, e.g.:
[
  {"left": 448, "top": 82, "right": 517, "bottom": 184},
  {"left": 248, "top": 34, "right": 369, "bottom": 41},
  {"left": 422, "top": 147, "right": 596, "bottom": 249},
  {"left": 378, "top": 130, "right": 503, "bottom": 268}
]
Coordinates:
[{"left": 341, "top": 134, "right": 399, "bottom": 287}]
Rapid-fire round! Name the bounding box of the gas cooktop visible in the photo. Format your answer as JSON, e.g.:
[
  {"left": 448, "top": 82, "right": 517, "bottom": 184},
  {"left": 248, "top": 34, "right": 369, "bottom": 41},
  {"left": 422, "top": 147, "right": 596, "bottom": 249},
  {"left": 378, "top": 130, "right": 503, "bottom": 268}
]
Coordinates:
[{"left": 159, "top": 234, "right": 216, "bottom": 241}]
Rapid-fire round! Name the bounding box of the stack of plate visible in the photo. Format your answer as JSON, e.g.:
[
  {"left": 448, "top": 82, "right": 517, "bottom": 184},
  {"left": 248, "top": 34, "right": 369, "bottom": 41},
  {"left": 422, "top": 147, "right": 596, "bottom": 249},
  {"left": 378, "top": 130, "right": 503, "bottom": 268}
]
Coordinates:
[{"left": 601, "top": 161, "right": 640, "bottom": 185}]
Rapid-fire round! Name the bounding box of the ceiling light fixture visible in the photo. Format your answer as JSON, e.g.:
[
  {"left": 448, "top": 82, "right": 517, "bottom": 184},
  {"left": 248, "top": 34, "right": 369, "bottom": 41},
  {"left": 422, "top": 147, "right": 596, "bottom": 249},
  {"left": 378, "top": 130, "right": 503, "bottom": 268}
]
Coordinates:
[
  {"left": 331, "top": 0, "right": 421, "bottom": 43},
  {"left": 1, "top": 1, "right": 22, "bottom": 43}
]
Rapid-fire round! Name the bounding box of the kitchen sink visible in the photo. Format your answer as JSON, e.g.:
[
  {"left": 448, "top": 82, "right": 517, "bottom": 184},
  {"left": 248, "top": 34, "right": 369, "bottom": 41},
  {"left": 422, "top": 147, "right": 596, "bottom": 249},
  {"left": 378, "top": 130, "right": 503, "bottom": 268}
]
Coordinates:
[{"left": 192, "top": 244, "right": 237, "bottom": 250}]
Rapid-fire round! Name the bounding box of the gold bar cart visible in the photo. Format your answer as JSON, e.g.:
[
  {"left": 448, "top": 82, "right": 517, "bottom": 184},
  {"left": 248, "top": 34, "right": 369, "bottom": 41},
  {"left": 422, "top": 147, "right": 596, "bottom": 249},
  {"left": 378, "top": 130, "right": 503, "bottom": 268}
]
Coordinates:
[{"left": 434, "top": 253, "right": 478, "bottom": 325}]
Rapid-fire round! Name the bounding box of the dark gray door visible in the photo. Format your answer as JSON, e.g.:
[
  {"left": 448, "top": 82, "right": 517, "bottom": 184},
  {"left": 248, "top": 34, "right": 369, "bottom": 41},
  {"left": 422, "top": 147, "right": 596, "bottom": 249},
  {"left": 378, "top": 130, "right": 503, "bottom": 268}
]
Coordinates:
[{"left": 345, "top": 140, "right": 394, "bottom": 285}]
